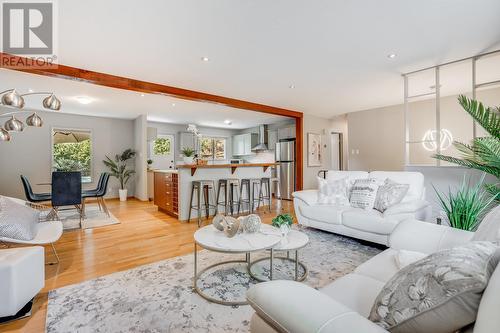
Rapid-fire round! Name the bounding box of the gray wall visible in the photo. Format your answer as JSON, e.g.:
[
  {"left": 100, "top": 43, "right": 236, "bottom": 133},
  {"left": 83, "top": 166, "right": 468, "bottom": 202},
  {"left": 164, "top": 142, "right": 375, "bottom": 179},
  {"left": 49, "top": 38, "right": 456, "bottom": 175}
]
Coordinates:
[{"left": 0, "top": 111, "right": 135, "bottom": 199}]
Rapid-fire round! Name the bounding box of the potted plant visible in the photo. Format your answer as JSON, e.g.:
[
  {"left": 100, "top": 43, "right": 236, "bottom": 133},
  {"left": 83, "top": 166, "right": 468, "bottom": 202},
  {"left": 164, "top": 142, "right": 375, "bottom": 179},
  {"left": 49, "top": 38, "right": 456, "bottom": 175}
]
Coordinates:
[
  {"left": 181, "top": 147, "right": 195, "bottom": 164},
  {"left": 103, "top": 148, "right": 136, "bottom": 201},
  {"left": 147, "top": 159, "right": 153, "bottom": 170},
  {"left": 272, "top": 213, "right": 294, "bottom": 238},
  {"left": 433, "top": 175, "right": 495, "bottom": 231}
]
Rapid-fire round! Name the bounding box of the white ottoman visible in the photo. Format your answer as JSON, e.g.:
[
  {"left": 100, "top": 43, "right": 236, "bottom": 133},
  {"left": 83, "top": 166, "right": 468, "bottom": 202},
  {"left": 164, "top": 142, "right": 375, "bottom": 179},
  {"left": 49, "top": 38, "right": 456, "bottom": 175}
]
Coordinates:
[{"left": 0, "top": 246, "right": 45, "bottom": 319}]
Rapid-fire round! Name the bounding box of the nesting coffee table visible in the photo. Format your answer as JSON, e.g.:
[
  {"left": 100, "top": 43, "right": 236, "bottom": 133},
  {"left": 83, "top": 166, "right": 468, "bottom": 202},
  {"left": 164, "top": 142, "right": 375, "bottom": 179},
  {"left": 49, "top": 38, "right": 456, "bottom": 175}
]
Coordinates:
[{"left": 193, "top": 224, "right": 309, "bottom": 305}]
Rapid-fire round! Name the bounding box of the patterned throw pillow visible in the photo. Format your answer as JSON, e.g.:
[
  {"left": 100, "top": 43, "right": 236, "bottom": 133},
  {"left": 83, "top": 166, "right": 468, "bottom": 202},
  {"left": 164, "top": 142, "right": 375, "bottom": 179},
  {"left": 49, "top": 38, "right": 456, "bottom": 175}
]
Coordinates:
[
  {"left": 373, "top": 179, "right": 409, "bottom": 213},
  {"left": 317, "top": 176, "right": 349, "bottom": 205},
  {"left": 349, "top": 178, "right": 381, "bottom": 210},
  {"left": 369, "top": 242, "right": 500, "bottom": 333},
  {"left": 0, "top": 196, "right": 39, "bottom": 241}
]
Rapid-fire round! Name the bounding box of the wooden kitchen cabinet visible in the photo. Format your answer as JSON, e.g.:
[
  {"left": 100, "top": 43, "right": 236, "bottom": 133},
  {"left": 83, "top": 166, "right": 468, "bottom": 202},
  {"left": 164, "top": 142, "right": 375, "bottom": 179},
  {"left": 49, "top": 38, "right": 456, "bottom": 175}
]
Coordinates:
[{"left": 154, "top": 172, "right": 178, "bottom": 217}]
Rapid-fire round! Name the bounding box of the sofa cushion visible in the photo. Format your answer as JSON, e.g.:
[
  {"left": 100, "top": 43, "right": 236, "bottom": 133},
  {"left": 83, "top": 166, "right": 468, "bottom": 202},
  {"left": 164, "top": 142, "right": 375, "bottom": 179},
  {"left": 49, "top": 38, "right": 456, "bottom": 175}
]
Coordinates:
[
  {"left": 298, "top": 204, "right": 351, "bottom": 225},
  {"left": 292, "top": 190, "right": 319, "bottom": 206},
  {"left": 354, "top": 249, "right": 402, "bottom": 283},
  {"left": 0, "top": 196, "right": 39, "bottom": 241},
  {"left": 317, "top": 176, "right": 349, "bottom": 205},
  {"left": 350, "top": 178, "right": 382, "bottom": 210},
  {"left": 321, "top": 273, "right": 385, "bottom": 317},
  {"left": 369, "top": 171, "right": 424, "bottom": 202},
  {"left": 327, "top": 171, "right": 369, "bottom": 191},
  {"left": 343, "top": 209, "right": 398, "bottom": 235},
  {"left": 374, "top": 179, "right": 409, "bottom": 213},
  {"left": 369, "top": 241, "right": 500, "bottom": 333}
]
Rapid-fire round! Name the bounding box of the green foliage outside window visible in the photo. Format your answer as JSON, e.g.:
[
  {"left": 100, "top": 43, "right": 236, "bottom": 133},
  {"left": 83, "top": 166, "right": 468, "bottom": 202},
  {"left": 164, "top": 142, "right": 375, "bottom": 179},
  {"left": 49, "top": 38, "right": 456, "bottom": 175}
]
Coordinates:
[
  {"left": 200, "top": 137, "right": 226, "bottom": 160},
  {"left": 53, "top": 139, "right": 91, "bottom": 177},
  {"left": 153, "top": 137, "right": 171, "bottom": 155}
]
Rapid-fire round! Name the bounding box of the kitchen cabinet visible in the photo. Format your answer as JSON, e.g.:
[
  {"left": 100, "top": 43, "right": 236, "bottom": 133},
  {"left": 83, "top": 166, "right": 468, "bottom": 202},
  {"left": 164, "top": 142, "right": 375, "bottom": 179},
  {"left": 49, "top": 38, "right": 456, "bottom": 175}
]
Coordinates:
[
  {"left": 154, "top": 171, "right": 178, "bottom": 217},
  {"left": 267, "top": 130, "right": 278, "bottom": 150},
  {"left": 179, "top": 132, "right": 196, "bottom": 154},
  {"left": 232, "top": 133, "right": 258, "bottom": 156},
  {"left": 278, "top": 125, "right": 296, "bottom": 140}
]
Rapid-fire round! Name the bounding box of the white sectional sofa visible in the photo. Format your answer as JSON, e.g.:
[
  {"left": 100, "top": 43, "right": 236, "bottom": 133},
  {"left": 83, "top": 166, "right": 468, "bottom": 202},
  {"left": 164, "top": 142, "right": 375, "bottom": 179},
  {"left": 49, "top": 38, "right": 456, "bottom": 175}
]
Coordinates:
[
  {"left": 293, "top": 171, "right": 432, "bottom": 245},
  {"left": 247, "top": 206, "right": 500, "bottom": 333}
]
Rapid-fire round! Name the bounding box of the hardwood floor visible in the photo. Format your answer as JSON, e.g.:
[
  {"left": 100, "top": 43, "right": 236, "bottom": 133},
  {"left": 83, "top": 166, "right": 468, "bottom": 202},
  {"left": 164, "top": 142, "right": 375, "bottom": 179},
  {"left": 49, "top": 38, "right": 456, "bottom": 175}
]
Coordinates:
[{"left": 0, "top": 198, "right": 294, "bottom": 333}]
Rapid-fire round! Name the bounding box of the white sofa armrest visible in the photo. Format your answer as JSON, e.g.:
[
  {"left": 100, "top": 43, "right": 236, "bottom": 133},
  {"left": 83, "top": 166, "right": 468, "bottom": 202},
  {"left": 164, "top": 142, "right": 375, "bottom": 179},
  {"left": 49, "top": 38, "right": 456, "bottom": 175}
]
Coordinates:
[
  {"left": 383, "top": 200, "right": 429, "bottom": 216},
  {"left": 389, "top": 219, "right": 474, "bottom": 254},
  {"left": 292, "top": 190, "right": 319, "bottom": 206},
  {"left": 247, "top": 281, "right": 387, "bottom": 333}
]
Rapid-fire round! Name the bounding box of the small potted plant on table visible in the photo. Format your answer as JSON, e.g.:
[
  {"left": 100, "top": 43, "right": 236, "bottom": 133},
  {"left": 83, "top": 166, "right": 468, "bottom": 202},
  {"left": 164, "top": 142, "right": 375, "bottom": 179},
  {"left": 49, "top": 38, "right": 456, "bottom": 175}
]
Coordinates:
[{"left": 272, "top": 213, "right": 294, "bottom": 239}]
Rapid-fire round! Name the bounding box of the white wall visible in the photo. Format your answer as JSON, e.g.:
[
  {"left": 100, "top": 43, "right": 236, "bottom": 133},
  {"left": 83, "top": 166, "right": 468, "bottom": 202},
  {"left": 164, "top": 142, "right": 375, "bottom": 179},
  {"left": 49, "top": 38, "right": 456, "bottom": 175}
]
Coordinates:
[
  {"left": 0, "top": 111, "right": 135, "bottom": 199},
  {"left": 134, "top": 115, "right": 148, "bottom": 201}
]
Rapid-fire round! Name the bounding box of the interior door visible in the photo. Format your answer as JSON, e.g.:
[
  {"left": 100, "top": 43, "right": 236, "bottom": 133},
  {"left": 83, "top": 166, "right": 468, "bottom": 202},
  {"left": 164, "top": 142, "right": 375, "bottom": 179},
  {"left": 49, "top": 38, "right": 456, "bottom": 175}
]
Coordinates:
[
  {"left": 330, "top": 132, "right": 342, "bottom": 170},
  {"left": 149, "top": 134, "right": 175, "bottom": 169}
]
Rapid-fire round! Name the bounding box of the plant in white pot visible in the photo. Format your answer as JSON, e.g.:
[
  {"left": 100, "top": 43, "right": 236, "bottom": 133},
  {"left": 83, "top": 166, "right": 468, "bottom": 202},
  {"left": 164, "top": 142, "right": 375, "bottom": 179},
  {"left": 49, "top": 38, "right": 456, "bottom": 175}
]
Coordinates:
[
  {"left": 103, "top": 148, "right": 136, "bottom": 201},
  {"left": 181, "top": 147, "right": 195, "bottom": 164}
]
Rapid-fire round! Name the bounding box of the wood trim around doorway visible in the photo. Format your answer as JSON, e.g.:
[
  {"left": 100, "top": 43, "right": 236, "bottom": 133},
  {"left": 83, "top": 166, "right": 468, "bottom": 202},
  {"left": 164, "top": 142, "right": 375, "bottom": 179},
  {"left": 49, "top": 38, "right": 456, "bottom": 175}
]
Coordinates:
[{"left": 0, "top": 52, "right": 304, "bottom": 190}]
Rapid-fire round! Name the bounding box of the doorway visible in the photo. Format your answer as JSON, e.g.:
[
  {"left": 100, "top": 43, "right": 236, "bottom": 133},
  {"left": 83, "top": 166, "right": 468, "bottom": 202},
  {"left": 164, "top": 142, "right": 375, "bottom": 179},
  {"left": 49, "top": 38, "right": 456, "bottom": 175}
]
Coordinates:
[{"left": 330, "top": 132, "right": 343, "bottom": 171}]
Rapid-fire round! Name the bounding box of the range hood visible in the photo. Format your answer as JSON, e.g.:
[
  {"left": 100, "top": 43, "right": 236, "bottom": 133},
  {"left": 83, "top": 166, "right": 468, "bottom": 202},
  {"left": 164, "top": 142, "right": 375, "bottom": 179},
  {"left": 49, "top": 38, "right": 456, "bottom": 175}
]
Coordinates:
[{"left": 252, "top": 124, "right": 269, "bottom": 151}]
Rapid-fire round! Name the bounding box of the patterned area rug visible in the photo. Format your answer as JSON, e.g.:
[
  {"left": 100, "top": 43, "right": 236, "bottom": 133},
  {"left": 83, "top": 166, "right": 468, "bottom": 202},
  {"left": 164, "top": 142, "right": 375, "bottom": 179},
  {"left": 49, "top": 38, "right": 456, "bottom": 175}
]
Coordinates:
[{"left": 46, "top": 227, "right": 382, "bottom": 333}]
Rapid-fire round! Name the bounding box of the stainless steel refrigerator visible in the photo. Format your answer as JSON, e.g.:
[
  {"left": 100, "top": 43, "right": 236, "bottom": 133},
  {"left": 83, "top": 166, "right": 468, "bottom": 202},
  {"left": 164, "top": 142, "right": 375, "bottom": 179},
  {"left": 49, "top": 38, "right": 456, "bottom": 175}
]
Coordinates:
[{"left": 275, "top": 139, "right": 296, "bottom": 200}]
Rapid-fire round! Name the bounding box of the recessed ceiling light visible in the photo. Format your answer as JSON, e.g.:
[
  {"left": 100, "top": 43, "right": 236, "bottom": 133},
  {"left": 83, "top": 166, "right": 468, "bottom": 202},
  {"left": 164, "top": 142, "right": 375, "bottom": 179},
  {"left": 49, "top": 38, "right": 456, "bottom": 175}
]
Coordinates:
[
  {"left": 140, "top": 93, "right": 145, "bottom": 97},
  {"left": 289, "top": 84, "right": 295, "bottom": 89},
  {"left": 387, "top": 53, "right": 397, "bottom": 59},
  {"left": 171, "top": 103, "right": 176, "bottom": 107},
  {"left": 224, "top": 120, "right": 232, "bottom": 125},
  {"left": 28, "top": 88, "right": 33, "bottom": 93},
  {"left": 201, "top": 57, "right": 210, "bottom": 62},
  {"left": 75, "top": 96, "right": 93, "bottom": 105}
]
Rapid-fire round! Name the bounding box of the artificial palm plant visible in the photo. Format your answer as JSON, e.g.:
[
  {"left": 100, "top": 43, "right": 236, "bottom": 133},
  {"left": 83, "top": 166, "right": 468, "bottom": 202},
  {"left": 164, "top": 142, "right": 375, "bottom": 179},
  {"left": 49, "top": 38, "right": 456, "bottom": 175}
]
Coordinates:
[
  {"left": 433, "top": 95, "right": 500, "bottom": 201},
  {"left": 103, "top": 148, "right": 137, "bottom": 190}
]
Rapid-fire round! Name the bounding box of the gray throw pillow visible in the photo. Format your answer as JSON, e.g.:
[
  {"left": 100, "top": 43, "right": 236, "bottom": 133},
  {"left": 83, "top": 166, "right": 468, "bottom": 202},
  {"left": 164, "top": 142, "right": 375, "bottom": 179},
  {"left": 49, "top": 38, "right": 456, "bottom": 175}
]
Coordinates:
[
  {"left": 0, "top": 196, "right": 39, "bottom": 241},
  {"left": 373, "top": 179, "right": 409, "bottom": 213},
  {"left": 349, "top": 178, "right": 381, "bottom": 210},
  {"left": 369, "top": 241, "right": 500, "bottom": 333}
]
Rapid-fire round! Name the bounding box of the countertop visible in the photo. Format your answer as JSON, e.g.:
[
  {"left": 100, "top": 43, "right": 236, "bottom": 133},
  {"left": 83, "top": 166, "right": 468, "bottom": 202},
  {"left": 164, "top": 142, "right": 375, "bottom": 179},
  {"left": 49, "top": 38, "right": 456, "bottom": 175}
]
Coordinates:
[
  {"left": 152, "top": 169, "right": 178, "bottom": 173},
  {"left": 176, "top": 162, "right": 278, "bottom": 169}
]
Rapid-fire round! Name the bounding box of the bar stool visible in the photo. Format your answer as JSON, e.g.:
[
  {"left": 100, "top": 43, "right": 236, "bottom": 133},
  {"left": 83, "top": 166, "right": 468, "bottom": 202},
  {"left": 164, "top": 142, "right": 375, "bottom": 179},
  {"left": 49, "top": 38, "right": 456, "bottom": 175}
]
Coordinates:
[
  {"left": 188, "top": 180, "right": 216, "bottom": 227},
  {"left": 238, "top": 178, "right": 261, "bottom": 214},
  {"left": 270, "top": 177, "right": 281, "bottom": 199},
  {"left": 216, "top": 178, "right": 240, "bottom": 215},
  {"left": 258, "top": 177, "right": 272, "bottom": 213}
]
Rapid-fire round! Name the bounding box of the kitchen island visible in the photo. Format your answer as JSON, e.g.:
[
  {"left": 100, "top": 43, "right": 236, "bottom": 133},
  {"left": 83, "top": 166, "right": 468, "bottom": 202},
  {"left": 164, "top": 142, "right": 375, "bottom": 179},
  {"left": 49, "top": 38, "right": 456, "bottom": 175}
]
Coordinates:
[{"left": 154, "top": 163, "right": 278, "bottom": 221}]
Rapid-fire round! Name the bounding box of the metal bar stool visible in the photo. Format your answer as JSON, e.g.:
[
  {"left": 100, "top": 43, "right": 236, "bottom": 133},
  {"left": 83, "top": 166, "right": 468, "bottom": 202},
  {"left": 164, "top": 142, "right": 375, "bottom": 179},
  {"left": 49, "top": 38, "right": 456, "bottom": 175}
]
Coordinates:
[
  {"left": 258, "top": 177, "right": 272, "bottom": 213},
  {"left": 215, "top": 178, "right": 239, "bottom": 215},
  {"left": 270, "top": 177, "right": 280, "bottom": 199},
  {"left": 188, "top": 180, "right": 216, "bottom": 227},
  {"left": 238, "top": 178, "right": 261, "bottom": 214}
]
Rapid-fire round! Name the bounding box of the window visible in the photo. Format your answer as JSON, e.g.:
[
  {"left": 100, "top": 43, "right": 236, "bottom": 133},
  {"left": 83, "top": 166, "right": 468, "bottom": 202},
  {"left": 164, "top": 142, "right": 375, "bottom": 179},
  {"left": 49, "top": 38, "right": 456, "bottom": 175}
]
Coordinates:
[
  {"left": 52, "top": 128, "right": 92, "bottom": 182},
  {"left": 153, "top": 137, "right": 171, "bottom": 155},
  {"left": 200, "top": 137, "right": 226, "bottom": 160}
]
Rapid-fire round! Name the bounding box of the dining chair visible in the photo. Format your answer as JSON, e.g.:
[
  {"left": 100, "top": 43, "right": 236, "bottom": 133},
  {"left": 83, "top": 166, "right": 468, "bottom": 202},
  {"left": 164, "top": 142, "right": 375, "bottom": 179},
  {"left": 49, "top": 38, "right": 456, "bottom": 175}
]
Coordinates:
[
  {"left": 51, "top": 171, "right": 83, "bottom": 227},
  {"left": 82, "top": 172, "right": 110, "bottom": 217},
  {"left": 20, "top": 175, "right": 51, "bottom": 203}
]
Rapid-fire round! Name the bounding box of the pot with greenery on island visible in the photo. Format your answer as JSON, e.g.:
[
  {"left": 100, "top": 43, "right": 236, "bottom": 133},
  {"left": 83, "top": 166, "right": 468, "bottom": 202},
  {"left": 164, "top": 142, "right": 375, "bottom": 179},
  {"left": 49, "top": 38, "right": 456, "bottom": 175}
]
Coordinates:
[
  {"left": 103, "top": 148, "right": 136, "bottom": 201},
  {"left": 181, "top": 147, "right": 195, "bottom": 164}
]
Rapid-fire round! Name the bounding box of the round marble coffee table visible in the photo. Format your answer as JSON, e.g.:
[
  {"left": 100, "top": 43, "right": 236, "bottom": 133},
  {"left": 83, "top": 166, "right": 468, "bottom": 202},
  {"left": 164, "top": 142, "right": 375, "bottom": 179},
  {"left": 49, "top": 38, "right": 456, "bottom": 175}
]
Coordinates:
[
  {"left": 248, "top": 230, "right": 309, "bottom": 282},
  {"left": 193, "top": 224, "right": 281, "bottom": 306}
]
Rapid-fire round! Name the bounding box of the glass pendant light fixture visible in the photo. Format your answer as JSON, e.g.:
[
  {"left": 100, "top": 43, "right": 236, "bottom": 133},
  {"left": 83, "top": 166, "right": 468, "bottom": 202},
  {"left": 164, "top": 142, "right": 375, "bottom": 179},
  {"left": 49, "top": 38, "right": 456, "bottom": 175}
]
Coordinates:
[{"left": 0, "top": 89, "right": 62, "bottom": 142}]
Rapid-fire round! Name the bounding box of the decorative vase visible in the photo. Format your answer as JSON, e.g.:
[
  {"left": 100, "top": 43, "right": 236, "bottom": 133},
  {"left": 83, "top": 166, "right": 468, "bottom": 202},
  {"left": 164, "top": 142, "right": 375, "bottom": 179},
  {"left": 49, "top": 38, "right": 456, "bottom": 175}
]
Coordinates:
[
  {"left": 243, "top": 214, "right": 262, "bottom": 233},
  {"left": 119, "top": 189, "right": 128, "bottom": 201},
  {"left": 183, "top": 156, "right": 194, "bottom": 164},
  {"left": 222, "top": 216, "right": 240, "bottom": 238},
  {"left": 279, "top": 224, "right": 291, "bottom": 244},
  {"left": 212, "top": 214, "right": 226, "bottom": 231}
]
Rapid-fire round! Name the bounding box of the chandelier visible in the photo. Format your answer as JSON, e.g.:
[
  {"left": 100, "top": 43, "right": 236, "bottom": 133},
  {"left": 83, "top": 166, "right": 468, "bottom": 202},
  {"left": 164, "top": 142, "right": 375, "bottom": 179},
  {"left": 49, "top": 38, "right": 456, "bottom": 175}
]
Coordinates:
[{"left": 0, "top": 89, "right": 62, "bottom": 142}]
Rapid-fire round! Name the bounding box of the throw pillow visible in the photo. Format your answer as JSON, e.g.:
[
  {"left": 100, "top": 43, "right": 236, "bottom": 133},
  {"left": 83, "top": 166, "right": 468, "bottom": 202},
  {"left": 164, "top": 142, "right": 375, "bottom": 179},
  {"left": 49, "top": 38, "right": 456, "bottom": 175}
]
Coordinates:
[
  {"left": 349, "top": 178, "right": 381, "bottom": 210},
  {"left": 374, "top": 179, "right": 410, "bottom": 213},
  {"left": 317, "top": 176, "right": 349, "bottom": 205},
  {"left": 369, "top": 241, "right": 500, "bottom": 333},
  {"left": 0, "top": 196, "right": 39, "bottom": 241}
]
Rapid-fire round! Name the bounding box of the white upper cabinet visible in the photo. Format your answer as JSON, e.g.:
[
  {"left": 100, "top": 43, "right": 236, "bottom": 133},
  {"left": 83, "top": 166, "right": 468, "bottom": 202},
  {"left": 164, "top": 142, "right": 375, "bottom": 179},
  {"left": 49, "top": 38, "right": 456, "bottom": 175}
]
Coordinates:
[
  {"left": 267, "top": 130, "right": 278, "bottom": 150},
  {"left": 232, "top": 133, "right": 258, "bottom": 156},
  {"left": 277, "top": 125, "right": 296, "bottom": 140}
]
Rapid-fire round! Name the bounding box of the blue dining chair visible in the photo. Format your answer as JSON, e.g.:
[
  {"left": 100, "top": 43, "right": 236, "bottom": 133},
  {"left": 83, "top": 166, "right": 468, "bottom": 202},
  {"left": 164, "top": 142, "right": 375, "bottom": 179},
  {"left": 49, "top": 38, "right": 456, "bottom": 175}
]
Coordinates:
[
  {"left": 51, "top": 171, "right": 83, "bottom": 227},
  {"left": 82, "top": 172, "right": 110, "bottom": 216},
  {"left": 20, "top": 175, "right": 51, "bottom": 203}
]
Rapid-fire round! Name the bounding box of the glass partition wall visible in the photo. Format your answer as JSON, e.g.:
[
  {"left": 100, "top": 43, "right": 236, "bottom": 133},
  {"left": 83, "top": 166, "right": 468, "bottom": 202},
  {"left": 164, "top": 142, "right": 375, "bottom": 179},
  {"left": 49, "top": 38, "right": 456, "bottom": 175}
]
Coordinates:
[{"left": 404, "top": 50, "right": 500, "bottom": 166}]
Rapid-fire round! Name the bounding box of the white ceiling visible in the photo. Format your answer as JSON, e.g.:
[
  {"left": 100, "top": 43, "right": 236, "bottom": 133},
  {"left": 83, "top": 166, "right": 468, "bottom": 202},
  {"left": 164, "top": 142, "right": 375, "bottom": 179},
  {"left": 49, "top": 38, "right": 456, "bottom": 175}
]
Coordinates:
[
  {"left": 0, "top": 69, "right": 290, "bottom": 129},
  {"left": 5, "top": 0, "right": 500, "bottom": 119}
]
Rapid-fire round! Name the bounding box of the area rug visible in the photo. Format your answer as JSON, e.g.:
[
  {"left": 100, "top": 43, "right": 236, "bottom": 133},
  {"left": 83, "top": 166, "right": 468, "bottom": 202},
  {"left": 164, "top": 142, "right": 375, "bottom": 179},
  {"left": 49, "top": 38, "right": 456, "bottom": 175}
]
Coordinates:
[
  {"left": 59, "top": 205, "right": 119, "bottom": 230},
  {"left": 46, "top": 227, "right": 382, "bottom": 333}
]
